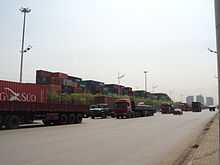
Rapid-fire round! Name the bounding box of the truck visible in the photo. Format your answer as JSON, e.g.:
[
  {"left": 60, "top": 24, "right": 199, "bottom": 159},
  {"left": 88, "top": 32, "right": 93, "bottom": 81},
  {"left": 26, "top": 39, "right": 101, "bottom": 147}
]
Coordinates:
[
  {"left": 0, "top": 80, "right": 88, "bottom": 129},
  {"left": 192, "top": 102, "right": 202, "bottom": 112},
  {"left": 111, "top": 99, "right": 156, "bottom": 119}
]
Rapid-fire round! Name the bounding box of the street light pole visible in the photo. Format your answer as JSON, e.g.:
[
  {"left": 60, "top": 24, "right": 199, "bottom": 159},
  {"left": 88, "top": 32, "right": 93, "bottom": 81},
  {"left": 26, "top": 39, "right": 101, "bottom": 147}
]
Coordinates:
[
  {"left": 144, "top": 71, "right": 148, "bottom": 93},
  {"left": 19, "top": 7, "right": 31, "bottom": 83}
]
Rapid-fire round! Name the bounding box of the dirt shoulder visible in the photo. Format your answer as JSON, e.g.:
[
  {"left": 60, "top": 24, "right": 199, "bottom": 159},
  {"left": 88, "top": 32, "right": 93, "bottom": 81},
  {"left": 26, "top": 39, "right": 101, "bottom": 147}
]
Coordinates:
[{"left": 173, "top": 112, "right": 219, "bottom": 165}]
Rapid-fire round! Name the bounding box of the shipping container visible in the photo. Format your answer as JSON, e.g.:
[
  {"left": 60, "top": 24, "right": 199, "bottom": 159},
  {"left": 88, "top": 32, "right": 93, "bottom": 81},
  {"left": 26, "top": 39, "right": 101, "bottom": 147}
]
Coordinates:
[
  {"left": 0, "top": 80, "right": 48, "bottom": 104},
  {"left": 47, "top": 84, "right": 61, "bottom": 95},
  {"left": 36, "top": 70, "right": 52, "bottom": 84},
  {"left": 50, "top": 77, "right": 64, "bottom": 86},
  {"left": 94, "top": 96, "right": 117, "bottom": 105},
  {"left": 63, "top": 79, "right": 74, "bottom": 87},
  {"left": 52, "top": 72, "right": 68, "bottom": 79},
  {"left": 68, "top": 76, "right": 82, "bottom": 83}
]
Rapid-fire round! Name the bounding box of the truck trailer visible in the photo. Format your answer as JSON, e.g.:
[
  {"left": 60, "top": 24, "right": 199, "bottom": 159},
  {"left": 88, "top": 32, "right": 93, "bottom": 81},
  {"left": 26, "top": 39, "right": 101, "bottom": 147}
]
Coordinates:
[
  {"left": 192, "top": 102, "right": 202, "bottom": 112},
  {"left": 0, "top": 80, "right": 88, "bottom": 129}
]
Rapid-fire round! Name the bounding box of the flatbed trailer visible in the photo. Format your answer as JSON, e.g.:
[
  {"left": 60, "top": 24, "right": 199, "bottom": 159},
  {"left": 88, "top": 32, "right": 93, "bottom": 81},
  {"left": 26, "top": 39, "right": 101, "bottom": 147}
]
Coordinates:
[{"left": 0, "top": 101, "right": 88, "bottom": 129}]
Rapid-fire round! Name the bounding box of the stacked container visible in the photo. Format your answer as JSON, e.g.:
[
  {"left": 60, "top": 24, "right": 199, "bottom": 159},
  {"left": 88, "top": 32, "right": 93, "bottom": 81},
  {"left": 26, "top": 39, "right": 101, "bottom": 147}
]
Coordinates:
[
  {"left": 123, "top": 87, "right": 133, "bottom": 96},
  {"left": 36, "top": 70, "right": 83, "bottom": 94},
  {"left": 81, "top": 80, "right": 104, "bottom": 95},
  {"left": 36, "top": 70, "right": 52, "bottom": 84}
]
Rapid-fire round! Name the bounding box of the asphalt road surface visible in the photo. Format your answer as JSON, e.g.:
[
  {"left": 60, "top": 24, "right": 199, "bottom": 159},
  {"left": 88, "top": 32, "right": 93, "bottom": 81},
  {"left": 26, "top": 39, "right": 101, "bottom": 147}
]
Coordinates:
[{"left": 0, "top": 110, "right": 217, "bottom": 165}]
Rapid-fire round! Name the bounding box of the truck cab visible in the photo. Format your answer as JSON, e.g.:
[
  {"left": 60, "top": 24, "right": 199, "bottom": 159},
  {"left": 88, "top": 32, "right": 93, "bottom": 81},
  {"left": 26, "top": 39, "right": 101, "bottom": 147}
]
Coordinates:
[
  {"left": 112, "top": 99, "right": 155, "bottom": 119},
  {"left": 111, "top": 99, "right": 135, "bottom": 119}
]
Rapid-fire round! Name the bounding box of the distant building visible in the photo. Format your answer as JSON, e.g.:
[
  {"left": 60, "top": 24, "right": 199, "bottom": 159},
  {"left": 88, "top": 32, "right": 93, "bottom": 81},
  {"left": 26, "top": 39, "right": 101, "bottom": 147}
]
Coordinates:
[
  {"left": 196, "top": 95, "right": 204, "bottom": 105},
  {"left": 186, "top": 96, "right": 194, "bottom": 105},
  {"left": 206, "top": 97, "right": 214, "bottom": 106}
]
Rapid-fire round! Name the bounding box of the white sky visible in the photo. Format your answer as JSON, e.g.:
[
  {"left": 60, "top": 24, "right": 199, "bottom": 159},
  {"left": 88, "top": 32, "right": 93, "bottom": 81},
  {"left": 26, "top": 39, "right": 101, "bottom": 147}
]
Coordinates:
[{"left": 0, "top": 0, "right": 217, "bottom": 103}]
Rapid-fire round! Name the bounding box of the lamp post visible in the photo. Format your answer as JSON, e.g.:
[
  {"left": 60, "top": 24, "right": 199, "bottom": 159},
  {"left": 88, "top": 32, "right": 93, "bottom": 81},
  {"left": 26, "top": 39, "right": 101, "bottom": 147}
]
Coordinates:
[
  {"left": 215, "top": 1, "right": 220, "bottom": 106},
  {"left": 117, "top": 72, "right": 125, "bottom": 95},
  {"left": 19, "top": 7, "right": 31, "bottom": 83},
  {"left": 144, "top": 71, "right": 148, "bottom": 93}
]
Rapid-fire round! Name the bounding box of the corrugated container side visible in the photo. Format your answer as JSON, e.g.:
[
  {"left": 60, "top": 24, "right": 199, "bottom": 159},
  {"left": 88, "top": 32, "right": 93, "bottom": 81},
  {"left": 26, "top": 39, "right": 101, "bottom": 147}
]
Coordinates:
[
  {"left": 36, "top": 70, "right": 52, "bottom": 84},
  {"left": 47, "top": 84, "right": 61, "bottom": 94},
  {"left": 0, "top": 80, "right": 48, "bottom": 103},
  {"left": 52, "top": 72, "right": 68, "bottom": 79}
]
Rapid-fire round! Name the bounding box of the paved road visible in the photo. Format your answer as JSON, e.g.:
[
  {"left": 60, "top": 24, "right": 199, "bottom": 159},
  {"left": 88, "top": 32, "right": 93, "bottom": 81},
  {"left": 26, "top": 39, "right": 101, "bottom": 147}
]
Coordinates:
[{"left": 0, "top": 110, "right": 217, "bottom": 165}]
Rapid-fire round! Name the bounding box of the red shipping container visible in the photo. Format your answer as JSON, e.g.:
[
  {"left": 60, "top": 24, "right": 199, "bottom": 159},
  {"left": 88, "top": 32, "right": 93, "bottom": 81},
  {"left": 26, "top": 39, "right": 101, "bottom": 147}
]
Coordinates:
[
  {"left": 47, "top": 84, "right": 61, "bottom": 94},
  {"left": 52, "top": 72, "right": 68, "bottom": 79},
  {"left": 94, "top": 96, "right": 117, "bottom": 105},
  {"left": 50, "top": 77, "right": 64, "bottom": 85},
  {"left": 0, "top": 80, "right": 48, "bottom": 103},
  {"left": 36, "top": 70, "right": 52, "bottom": 77}
]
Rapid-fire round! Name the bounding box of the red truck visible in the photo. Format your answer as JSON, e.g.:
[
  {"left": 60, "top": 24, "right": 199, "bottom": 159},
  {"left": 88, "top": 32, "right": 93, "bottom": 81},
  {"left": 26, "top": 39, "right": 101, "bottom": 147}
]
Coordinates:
[
  {"left": 111, "top": 99, "right": 156, "bottom": 119},
  {"left": 0, "top": 80, "right": 88, "bottom": 129}
]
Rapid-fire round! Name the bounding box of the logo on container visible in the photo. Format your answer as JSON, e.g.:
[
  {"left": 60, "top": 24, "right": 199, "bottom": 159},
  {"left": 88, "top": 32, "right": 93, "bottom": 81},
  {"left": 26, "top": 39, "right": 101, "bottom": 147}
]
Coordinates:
[{"left": 0, "top": 88, "right": 37, "bottom": 102}]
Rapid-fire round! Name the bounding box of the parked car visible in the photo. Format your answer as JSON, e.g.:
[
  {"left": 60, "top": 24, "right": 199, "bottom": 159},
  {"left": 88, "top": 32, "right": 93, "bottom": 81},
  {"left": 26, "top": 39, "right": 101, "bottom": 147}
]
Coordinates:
[{"left": 89, "top": 104, "right": 110, "bottom": 119}]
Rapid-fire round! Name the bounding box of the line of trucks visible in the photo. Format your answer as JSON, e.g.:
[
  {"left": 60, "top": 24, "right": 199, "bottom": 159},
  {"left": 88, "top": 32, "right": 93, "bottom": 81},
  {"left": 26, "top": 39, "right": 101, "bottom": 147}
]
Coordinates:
[
  {"left": 0, "top": 80, "right": 157, "bottom": 129},
  {"left": 0, "top": 79, "right": 215, "bottom": 129}
]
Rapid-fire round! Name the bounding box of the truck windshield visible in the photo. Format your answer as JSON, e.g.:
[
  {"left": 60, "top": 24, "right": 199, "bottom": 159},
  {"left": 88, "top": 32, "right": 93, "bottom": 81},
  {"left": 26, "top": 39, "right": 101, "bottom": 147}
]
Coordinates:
[
  {"left": 90, "top": 105, "right": 97, "bottom": 109},
  {"left": 114, "top": 102, "right": 129, "bottom": 109}
]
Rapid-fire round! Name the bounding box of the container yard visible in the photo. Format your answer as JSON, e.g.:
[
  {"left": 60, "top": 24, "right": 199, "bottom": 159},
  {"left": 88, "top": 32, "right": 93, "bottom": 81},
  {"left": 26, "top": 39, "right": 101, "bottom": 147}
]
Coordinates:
[{"left": 0, "top": 69, "right": 175, "bottom": 129}]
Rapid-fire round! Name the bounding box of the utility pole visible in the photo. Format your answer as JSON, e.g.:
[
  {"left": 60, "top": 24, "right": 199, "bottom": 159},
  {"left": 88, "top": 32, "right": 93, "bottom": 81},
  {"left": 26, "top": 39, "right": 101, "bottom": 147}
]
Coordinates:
[
  {"left": 215, "top": 0, "right": 220, "bottom": 107},
  {"left": 144, "top": 71, "right": 148, "bottom": 93},
  {"left": 214, "top": 0, "right": 220, "bottom": 153},
  {"left": 117, "top": 72, "right": 125, "bottom": 95},
  {"left": 19, "top": 7, "right": 31, "bottom": 83}
]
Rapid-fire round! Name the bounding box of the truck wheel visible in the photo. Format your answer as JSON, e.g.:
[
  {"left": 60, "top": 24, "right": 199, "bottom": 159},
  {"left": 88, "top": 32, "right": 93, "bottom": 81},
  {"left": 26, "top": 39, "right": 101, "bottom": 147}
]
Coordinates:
[
  {"left": 6, "top": 115, "right": 20, "bottom": 129},
  {"left": 60, "top": 114, "right": 68, "bottom": 124},
  {"left": 102, "top": 114, "right": 107, "bottom": 119},
  {"left": 116, "top": 115, "right": 120, "bottom": 119},
  {"left": 76, "top": 114, "right": 83, "bottom": 124},
  {"left": 0, "top": 115, "right": 2, "bottom": 127},
  {"left": 132, "top": 113, "right": 136, "bottom": 118},
  {"left": 68, "top": 114, "right": 76, "bottom": 124},
  {"left": 91, "top": 116, "right": 95, "bottom": 119},
  {"left": 42, "top": 120, "right": 51, "bottom": 126}
]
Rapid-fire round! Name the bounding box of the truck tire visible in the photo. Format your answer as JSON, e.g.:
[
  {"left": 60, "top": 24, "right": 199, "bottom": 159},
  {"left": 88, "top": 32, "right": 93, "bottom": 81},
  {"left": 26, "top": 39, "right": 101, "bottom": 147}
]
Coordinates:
[
  {"left": 126, "top": 113, "right": 131, "bottom": 119},
  {"left": 68, "top": 114, "right": 76, "bottom": 124},
  {"left": 102, "top": 113, "right": 107, "bottom": 119},
  {"left": 60, "top": 114, "right": 68, "bottom": 124},
  {"left": 116, "top": 115, "right": 120, "bottom": 119},
  {"left": 6, "top": 115, "right": 20, "bottom": 129},
  {"left": 91, "top": 116, "right": 95, "bottom": 119},
  {"left": 76, "top": 114, "right": 83, "bottom": 124},
  {"left": 132, "top": 113, "right": 136, "bottom": 118},
  {"left": 0, "top": 115, "right": 2, "bottom": 127},
  {"left": 42, "top": 120, "right": 51, "bottom": 126}
]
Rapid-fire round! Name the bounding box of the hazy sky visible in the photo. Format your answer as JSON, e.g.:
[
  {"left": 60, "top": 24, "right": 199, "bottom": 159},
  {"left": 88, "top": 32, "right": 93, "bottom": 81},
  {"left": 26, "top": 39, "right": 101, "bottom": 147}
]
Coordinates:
[{"left": 0, "top": 0, "right": 217, "bottom": 103}]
